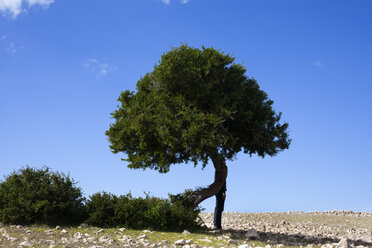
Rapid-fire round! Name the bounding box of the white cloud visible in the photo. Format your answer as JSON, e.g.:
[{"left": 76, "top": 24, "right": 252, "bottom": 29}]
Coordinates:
[
  {"left": 0, "top": 35, "right": 24, "bottom": 54},
  {"left": 83, "top": 58, "right": 116, "bottom": 78},
  {"left": 5, "top": 42, "right": 16, "bottom": 54},
  {"left": 0, "top": 0, "right": 54, "bottom": 18},
  {"left": 312, "top": 60, "right": 323, "bottom": 67}
]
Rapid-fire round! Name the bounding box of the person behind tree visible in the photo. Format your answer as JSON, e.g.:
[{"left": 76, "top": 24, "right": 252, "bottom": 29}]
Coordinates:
[{"left": 214, "top": 161, "right": 227, "bottom": 230}]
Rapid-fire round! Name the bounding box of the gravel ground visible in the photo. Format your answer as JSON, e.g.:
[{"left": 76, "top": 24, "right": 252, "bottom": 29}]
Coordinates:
[
  {"left": 0, "top": 211, "right": 371, "bottom": 248},
  {"left": 200, "top": 211, "right": 372, "bottom": 247}
]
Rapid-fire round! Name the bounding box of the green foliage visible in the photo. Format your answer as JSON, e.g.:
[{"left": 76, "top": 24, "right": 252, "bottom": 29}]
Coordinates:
[
  {"left": 85, "top": 191, "right": 202, "bottom": 231},
  {"left": 0, "top": 166, "right": 87, "bottom": 226},
  {"left": 106, "top": 44, "right": 291, "bottom": 173}
]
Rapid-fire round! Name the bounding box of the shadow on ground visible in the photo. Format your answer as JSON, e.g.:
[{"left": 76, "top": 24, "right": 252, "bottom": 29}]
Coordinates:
[{"left": 217, "top": 228, "right": 372, "bottom": 247}]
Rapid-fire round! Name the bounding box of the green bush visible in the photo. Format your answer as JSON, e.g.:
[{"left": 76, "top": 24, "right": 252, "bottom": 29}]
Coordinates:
[
  {"left": 85, "top": 190, "right": 202, "bottom": 231},
  {"left": 0, "top": 166, "right": 87, "bottom": 226}
]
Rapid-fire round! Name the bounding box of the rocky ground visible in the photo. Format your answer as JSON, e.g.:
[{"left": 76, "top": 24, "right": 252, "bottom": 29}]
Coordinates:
[{"left": 0, "top": 211, "right": 371, "bottom": 248}]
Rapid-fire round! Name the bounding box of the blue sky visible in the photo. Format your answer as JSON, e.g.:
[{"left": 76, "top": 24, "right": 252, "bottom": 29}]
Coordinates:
[{"left": 0, "top": 0, "right": 371, "bottom": 213}]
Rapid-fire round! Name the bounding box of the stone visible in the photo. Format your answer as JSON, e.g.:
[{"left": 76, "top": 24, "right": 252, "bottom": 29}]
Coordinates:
[
  {"left": 198, "top": 238, "right": 212, "bottom": 242},
  {"left": 99, "top": 235, "right": 112, "bottom": 244},
  {"left": 227, "top": 239, "right": 237, "bottom": 245},
  {"left": 61, "top": 229, "right": 67, "bottom": 234},
  {"left": 138, "top": 234, "right": 149, "bottom": 239},
  {"left": 19, "top": 240, "right": 32, "bottom": 247},
  {"left": 78, "top": 223, "right": 88, "bottom": 228},
  {"left": 186, "top": 239, "right": 194, "bottom": 244},
  {"left": 183, "top": 230, "right": 191, "bottom": 235},
  {"left": 87, "top": 237, "right": 96, "bottom": 242},
  {"left": 74, "top": 232, "right": 83, "bottom": 240},
  {"left": 320, "top": 244, "right": 333, "bottom": 248},
  {"left": 60, "top": 237, "right": 69, "bottom": 244},
  {"left": 246, "top": 228, "right": 260, "bottom": 240},
  {"left": 119, "top": 228, "right": 126, "bottom": 232},
  {"left": 8, "top": 236, "right": 18, "bottom": 242},
  {"left": 45, "top": 230, "right": 54, "bottom": 235},
  {"left": 238, "top": 245, "right": 251, "bottom": 248},
  {"left": 190, "top": 245, "right": 202, "bottom": 248},
  {"left": 338, "top": 238, "right": 349, "bottom": 248},
  {"left": 55, "top": 226, "right": 61, "bottom": 230},
  {"left": 258, "top": 224, "right": 266, "bottom": 232},
  {"left": 175, "top": 239, "right": 186, "bottom": 245}
]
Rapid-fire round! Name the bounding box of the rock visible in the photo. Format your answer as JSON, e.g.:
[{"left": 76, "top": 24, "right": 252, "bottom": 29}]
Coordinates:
[
  {"left": 238, "top": 245, "right": 251, "bottom": 248},
  {"left": 183, "top": 230, "right": 191, "bottom": 235},
  {"left": 209, "top": 229, "right": 223, "bottom": 234},
  {"left": 186, "top": 239, "right": 194, "bottom": 244},
  {"left": 55, "top": 226, "right": 61, "bottom": 230},
  {"left": 246, "top": 228, "right": 260, "bottom": 240},
  {"left": 337, "top": 238, "right": 349, "bottom": 248},
  {"left": 99, "top": 235, "right": 112, "bottom": 244},
  {"left": 265, "top": 245, "right": 271, "bottom": 248},
  {"left": 227, "top": 239, "right": 237, "bottom": 245},
  {"left": 96, "top": 229, "right": 104, "bottom": 234},
  {"left": 19, "top": 240, "right": 32, "bottom": 247},
  {"left": 8, "top": 236, "right": 18, "bottom": 242},
  {"left": 78, "top": 223, "right": 88, "bottom": 228},
  {"left": 87, "top": 237, "right": 96, "bottom": 242},
  {"left": 175, "top": 239, "right": 186, "bottom": 245},
  {"left": 190, "top": 245, "right": 202, "bottom": 248},
  {"left": 25, "top": 230, "right": 31, "bottom": 234},
  {"left": 60, "top": 237, "right": 69, "bottom": 244},
  {"left": 119, "top": 228, "right": 126, "bottom": 232},
  {"left": 74, "top": 232, "right": 83, "bottom": 240},
  {"left": 183, "top": 245, "right": 191, "bottom": 248},
  {"left": 45, "top": 230, "right": 53, "bottom": 235},
  {"left": 138, "top": 234, "right": 149, "bottom": 239},
  {"left": 258, "top": 224, "right": 266, "bottom": 232},
  {"left": 198, "top": 238, "right": 212, "bottom": 242},
  {"left": 320, "top": 244, "right": 333, "bottom": 248},
  {"left": 61, "top": 229, "right": 67, "bottom": 234}
]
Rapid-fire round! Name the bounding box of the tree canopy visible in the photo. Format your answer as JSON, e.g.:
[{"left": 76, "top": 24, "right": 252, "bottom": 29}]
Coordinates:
[{"left": 106, "top": 45, "right": 290, "bottom": 173}]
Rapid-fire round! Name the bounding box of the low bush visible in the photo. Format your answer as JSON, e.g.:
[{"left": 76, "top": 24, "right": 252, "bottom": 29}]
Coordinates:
[
  {"left": 0, "top": 166, "right": 202, "bottom": 231},
  {"left": 0, "top": 166, "right": 87, "bottom": 226},
  {"left": 85, "top": 190, "right": 202, "bottom": 231}
]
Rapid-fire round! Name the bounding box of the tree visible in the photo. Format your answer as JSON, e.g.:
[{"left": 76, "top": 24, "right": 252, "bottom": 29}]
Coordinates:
[{"left": 106, "top": 44, "right": 291, "bottom": 207}]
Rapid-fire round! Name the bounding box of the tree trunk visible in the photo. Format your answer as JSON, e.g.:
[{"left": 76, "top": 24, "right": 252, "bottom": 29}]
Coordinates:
[{"left": 187, "top": 153, "right": 228, "bottom": 208}]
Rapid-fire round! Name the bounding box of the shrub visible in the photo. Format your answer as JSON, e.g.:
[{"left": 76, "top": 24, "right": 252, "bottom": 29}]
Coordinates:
[
  {"left": 0, "top": 166, "right": 87, "bottom": 226},
  {"left": 85, "top": 190, "right": 202, "bottom": 231}
]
